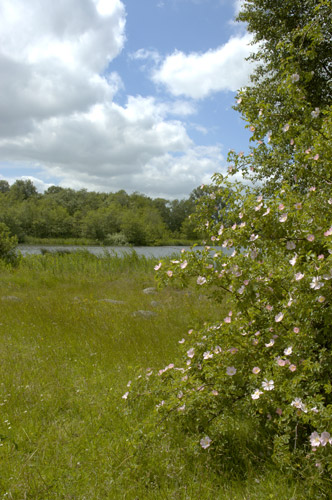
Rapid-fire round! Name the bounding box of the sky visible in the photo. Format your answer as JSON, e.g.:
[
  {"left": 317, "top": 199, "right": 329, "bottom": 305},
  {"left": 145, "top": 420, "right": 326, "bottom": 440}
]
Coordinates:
[{"left": 0, "top": 0, "right": 255, "bottom": 199}]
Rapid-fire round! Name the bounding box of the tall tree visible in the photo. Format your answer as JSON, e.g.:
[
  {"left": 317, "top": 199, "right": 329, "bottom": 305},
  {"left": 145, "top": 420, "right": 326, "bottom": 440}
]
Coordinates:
[{"left": 230, "top": 0, "right": 332, "bottom": 191}]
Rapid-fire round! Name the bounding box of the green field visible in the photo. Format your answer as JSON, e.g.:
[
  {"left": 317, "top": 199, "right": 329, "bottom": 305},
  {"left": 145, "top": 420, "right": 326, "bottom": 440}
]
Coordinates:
[{"left": 0, "top": 253, "right": 315, "bottom": 499}]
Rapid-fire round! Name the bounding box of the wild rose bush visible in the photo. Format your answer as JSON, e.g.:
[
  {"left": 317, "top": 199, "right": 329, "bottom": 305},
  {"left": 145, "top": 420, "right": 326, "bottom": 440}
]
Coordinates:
[
  {"left": 123, "top": 2, "right": 332, "bottom": 483},
  {"left": 124, "top": 174, "right": 332, "bottom": 478}
]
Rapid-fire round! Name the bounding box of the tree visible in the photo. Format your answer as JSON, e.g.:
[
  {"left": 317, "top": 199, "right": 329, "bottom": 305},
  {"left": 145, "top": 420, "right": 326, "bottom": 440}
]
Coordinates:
[
  {"left": 0, "top": 180, "right": 10, "bottom": 193},
  {"left": 230, "top": 0, "right": 332, "bottom": 191},
  {"left": 9, "top": 179, "right": 38, "bottom": 201}
]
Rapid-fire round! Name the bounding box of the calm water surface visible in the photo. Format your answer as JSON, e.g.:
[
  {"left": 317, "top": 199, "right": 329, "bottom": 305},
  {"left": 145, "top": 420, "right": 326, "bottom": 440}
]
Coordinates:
[{"left": 17, "top": 245, "right": 212, "bottom": 259}]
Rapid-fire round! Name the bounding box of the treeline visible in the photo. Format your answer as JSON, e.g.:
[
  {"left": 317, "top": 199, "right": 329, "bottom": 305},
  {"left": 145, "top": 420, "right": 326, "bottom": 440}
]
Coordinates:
[{"left": 0, "top": 179, "right": 204, "bottom": 245}]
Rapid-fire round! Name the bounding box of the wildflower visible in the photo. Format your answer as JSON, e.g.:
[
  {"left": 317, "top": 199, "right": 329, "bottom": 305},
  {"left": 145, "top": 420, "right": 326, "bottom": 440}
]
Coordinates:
[
  {"left": 238, "top": 285, "right": 245, "bottom": 294},
  {"left": 178, "top": 404, "right": 186, "bottom": 411},
  {"left": 320, "top": 432, "right": 331, "bottom": 446},
  {"left": 262, "top": 207, "right": 270, "bottom": 216},
  {"left": 313, "top": 154, "right": 319, "bottom": 161},
  {"left": 156, "top": 400, "right": 165, "bottom": 408},
  {"left": 197, "top": 276, "right": 207, "bottom": 285},
  {"left": 286, "top": 241, "right": 296, "bottom": 250},
  {"left": 262, "top": 379, "right": 274, "bottom": 391},
  {"left": 291, "top": 398, "right": 307, "bottom": 413},
  {"left": 324, "top": 227, "right": 332, "bottom": 236},
  {"left": 211, "top": 390, "right": 219, "bottom": 396},
  {"left": 250, "top": 234, "right": 258, "bottom": 241},
  {"left": 252, "top": 367, "right": 261, "bottom": 374},
  {"left": 317, "top": 296, "right": 325, "bottom": 303},
  {"left": 266, "top": 305, "right": 273, "bottom": 311},
  {"left": 154, "top": 263, "right": 162, "bottom": 271},
  {"left": 310, "top": 277, "right": 324, "bottom": 290},
  {"left": 295, "top": 272, "right": 304, "bottom": 281},
  {"left": 179, "top": 338, "right": 185, "bottom": 344},
  {"left": 291, "top": 73, "right": 300, "bottom": 82},
  {"left": 310, "top": 432, "right": 321, "bottom": 448},
  {"left": 226, "top": 366, "right": 237, "bottom": 376},
  {"left": 284, "top": 347, "right": 292, "bottom": 356},
  {"left": 214, "top": 345, "right": 222, "bottom": 354},
  {"left": 203, "top": 351, "right": 213, "bottom": 360},
  {"left": 255, "top": 203, "right": 263, "bottom": 211},
  {"left": 275, "top": 312, "right": 284, "bottom": 322},
  {"left": 229, "top": 347, "right": 238, "bottom": 354},
  {"left": 279, "top": 213, "right": 288, "bottom": 222},
  {"left": 251, "top": 389, "right": 263, "bottom": 400},
  {"left": 277, "top": 358, "right": 286, "bottom": 367},
  {"left": 167, "top": 270, "right": 173, "bottom": 277},
  {"left": 289, "top": 255, "right": 297, "bottom": 266},
  {"left": 187, "top": 348, "right": 195, "bottom": 358},
  {"left": 278, "top": 203, "right": 285, "bottom": 210},
  {"left": 311, "top": 107, "right": 320, "bottom": 118},
  {"left": 224, "top": 316, "right": 231, "bottom": 324},
  {"left": 180, "top": 260, "right": 188, "bottom": 269},
  {"left": 289, "top": 364, "right": 297, "bottom": 372},
  {"left": 265, "top": 339, "right": 275, "bottom": 347},
  {"left": 294, "top": 202, "right": 302, "bottom": 209},
  {"left": 127, "top": 380, "right": 132, "bottom": 387},
  {"left": 122, "top": 392, "right": 129, "bottom": 400},
  {"left": 276, "top": 408, "right": 283, "bottom": 416},
  {"left": 200, "top": 436, "right": 212, "bottom": 449},
  {"left": 307, "top": 234, "right": 315, "bottom": 242},
  {"left": 282, "top": 123, "right": 290, "bottom": 132},
  {"left": 293, "top": 327, "right": 300, "bottom": 333}
]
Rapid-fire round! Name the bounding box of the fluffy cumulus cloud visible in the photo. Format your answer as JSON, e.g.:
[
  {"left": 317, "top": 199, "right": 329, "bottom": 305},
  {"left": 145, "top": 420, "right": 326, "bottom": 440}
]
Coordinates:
[
  {"left": 0, "top": 0, "right": 228, "bottom": 197},
  {"left": 153, "top": 33, "right": 255, "bottom": 98}
]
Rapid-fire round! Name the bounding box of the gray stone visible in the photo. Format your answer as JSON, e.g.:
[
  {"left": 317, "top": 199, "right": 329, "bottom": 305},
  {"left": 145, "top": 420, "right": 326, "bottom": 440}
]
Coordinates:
[
  {"left": 98, "top": 299, "right": 126, "bottom": 304},
  {"left": 132, "top": 310, "right": 157, "bottom": 318},
  {"left": 142, "top": 287, "right": 157, "bottom": 295},
  {"left": 1, "top": 296, "right": 21, "bottom": 301},
  {"left": 150, "top": 300, "right": 162, "bottom": 308}
]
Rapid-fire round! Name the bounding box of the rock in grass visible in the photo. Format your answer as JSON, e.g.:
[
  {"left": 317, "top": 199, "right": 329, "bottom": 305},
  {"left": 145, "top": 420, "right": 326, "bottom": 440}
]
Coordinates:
[
  {"left": 150, "top": 300, "right": 162, "bottom": 308},
  {"left": 98, "top": 299, "right": 126, "bottom": 304},
  {"left": 1, "top": 295, "right": 21, "bottom": 301},
  {"left": 132, "top": 310, "right": 157, "bottom": 318},
  {"left": 142, "top": 287, "right": 157, "bottom": 295}
]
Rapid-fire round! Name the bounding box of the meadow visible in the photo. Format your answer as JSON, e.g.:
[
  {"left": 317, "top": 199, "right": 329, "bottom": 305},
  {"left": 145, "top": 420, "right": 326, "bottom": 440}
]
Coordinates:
[{"left": 0, "top": 252, "right": 313, "bottom": 499}]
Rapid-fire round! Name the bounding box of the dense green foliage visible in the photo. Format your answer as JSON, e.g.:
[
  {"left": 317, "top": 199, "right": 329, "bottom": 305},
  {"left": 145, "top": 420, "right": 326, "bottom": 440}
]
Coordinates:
[
  {"left": 125, "top": 0, "right": 332, "bottom": 494},
  {"left": 0, "top": 222, "right": 19, "bottom": 266},
  {"left": 0, "top": 181, "right": 203, "bottom": 245},
  {"left": 232, "top": 0, "right": 332, "bottom": 191}
]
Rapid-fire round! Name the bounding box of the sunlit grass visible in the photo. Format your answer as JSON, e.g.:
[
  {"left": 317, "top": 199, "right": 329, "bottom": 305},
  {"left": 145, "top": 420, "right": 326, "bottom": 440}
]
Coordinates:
[{"left": 0, "top": 252, "right": 316, "bottom": 499}]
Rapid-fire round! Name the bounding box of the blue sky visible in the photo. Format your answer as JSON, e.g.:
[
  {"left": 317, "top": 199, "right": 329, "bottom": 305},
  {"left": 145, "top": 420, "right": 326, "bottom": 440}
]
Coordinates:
[{"left": 0, "top": 0, "right": 254, "bottom": 198}]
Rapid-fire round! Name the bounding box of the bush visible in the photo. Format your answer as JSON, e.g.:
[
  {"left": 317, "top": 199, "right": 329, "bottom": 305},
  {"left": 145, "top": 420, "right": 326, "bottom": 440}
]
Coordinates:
[{"left": 0, "top": 222, "right": 20, "bottom": 266}]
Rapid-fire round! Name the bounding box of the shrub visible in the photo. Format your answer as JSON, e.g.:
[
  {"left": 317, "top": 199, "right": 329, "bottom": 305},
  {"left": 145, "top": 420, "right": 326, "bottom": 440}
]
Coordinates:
[{"left": 0, "top": 222, "right": 20, "bottom": 266}]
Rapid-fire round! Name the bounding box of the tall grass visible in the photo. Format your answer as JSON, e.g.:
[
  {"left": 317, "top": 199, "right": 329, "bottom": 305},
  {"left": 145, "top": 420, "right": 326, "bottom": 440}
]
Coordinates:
[{"left": 0, "top": 253, "right": 314, "bottom": 499}]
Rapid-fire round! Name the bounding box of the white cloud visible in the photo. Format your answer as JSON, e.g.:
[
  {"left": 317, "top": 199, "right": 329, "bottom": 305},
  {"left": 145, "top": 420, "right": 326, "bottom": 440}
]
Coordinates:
[
  {"left": 0, "top": 0, "right": 125, "bottom": 138},
  {"left": 0, "top": 0, "right": 231, "bottom": 198},
  {"left": 0, "top": 95, "right": 221, "bottom": 198},
  {"left": 153, "top": 33, "right": 255, "bottom": 98}
]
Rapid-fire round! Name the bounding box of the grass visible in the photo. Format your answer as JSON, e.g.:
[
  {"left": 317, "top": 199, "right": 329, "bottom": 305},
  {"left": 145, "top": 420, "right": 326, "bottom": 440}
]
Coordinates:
[{"left": 0, "top": 252, "right": 320, "bottom": 499}]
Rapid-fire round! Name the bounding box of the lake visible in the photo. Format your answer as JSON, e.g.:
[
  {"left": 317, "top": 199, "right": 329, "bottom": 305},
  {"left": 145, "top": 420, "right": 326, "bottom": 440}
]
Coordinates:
[{"left": 17, "top": 244, "right": 212, "bottom": 259}]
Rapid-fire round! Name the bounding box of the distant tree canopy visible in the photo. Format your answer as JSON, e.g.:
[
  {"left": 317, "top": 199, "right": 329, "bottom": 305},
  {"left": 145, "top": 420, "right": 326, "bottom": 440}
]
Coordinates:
[{"left": 0, "top": 182, "right": 214, "bottom": 245}]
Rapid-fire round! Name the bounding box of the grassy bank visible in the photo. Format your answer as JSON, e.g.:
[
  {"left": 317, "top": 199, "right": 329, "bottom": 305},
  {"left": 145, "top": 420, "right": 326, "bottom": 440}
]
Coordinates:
[{"left": 0, "top": 253, "right": 312, "bottom": 499}]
